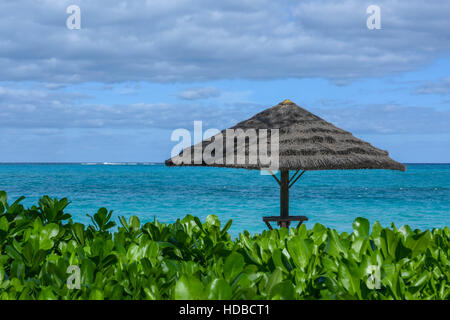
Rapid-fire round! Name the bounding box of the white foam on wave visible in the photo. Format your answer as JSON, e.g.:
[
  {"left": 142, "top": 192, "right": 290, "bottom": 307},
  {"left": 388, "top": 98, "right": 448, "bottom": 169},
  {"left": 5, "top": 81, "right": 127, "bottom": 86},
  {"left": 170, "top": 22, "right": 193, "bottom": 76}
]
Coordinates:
[{"left": 81, "top": 162, "right": 162, "bottom": 166}]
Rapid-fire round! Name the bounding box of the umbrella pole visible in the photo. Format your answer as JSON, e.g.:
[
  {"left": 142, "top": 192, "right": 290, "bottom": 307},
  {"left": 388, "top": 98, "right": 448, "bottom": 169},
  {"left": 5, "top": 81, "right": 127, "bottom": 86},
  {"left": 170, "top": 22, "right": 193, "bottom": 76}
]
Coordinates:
[
  {"left": 264, "top": 169, "right": 308, "bottom": 230},
  {"left": 279, "top": 170, "right": 290, "bottom": 228}
]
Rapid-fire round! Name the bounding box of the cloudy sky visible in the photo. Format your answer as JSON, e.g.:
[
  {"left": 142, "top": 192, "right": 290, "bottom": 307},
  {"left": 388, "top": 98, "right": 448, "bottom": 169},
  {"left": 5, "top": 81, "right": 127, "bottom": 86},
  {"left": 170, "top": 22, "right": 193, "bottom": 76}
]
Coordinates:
[{"left": 1, "top": 0, "right": 449, "bottom": 163}]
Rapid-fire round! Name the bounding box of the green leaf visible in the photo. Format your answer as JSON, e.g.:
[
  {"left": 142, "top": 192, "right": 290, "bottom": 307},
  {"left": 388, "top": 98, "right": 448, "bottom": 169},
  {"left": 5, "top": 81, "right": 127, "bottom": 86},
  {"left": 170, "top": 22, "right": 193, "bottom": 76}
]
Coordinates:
[
  {"left": 39, "top": 223, "right": 59, "bottom": 250},
  {"left": 144, "top": 285, "right": 161, "bottom": 300},
  {"left": 0, "top": 191, "right": 7, "bottom": 209},
  {"left": 38, "top": 287, "right": 57, "bottom": 300},
  {"left": 266, "top": 267, "right": 283, "bottom": 295},
  {"left": 272, "top": 249, "right": 292, "bottom": 273},
  {"left": 224, "top": 252, "right": 244, "bottom": 281},
  {"left": 89, "top": 289, "right": 104, "bottom": 300},
  {"left": 405, "top": 231, "right": 433, "bottom": 257},
  {"left": 326, "top": 229, "right": 348, "bottom": 258},
  {"left": 207, "top": 279, "right": 232, "bottom": 300},
  {"left": 311, "top": 223, "right": 328, "bottom": 244},
  {"left": 353, "top": 217, "right": 370, "bottom": 238},
  {"left": 174, "top": 275, "right": 204, "bottom": 300},
  {"left": 270, "top": 281, "right": 295, "bottom": 300},
  {"left": 382, "top": 264, "right": 401, "bottom": 299},
  {"left": 338, "top": 262, "right": 361, "bottom": 298},
  {"left": 205, "top": 215, "right": 221, "bottom": 230},
  {"left": 221, "top": 219, "right": 233, "bottom": 236},
  {"left": 287, "top": 236, "right": 313, "bottom": 269},
  {"left": 71, "top": 223, "right": 85, "bottom": 246},
  {"left": 0, "top": 216, "right": 9, "bottom": 232}
]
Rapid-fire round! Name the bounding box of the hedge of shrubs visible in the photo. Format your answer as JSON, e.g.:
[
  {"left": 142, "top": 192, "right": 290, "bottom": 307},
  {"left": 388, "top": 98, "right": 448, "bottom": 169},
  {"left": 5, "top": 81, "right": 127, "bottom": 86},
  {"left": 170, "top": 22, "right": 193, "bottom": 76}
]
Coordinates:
[{"left": 0, "top": 191, "right": 448, "bottom": 300}]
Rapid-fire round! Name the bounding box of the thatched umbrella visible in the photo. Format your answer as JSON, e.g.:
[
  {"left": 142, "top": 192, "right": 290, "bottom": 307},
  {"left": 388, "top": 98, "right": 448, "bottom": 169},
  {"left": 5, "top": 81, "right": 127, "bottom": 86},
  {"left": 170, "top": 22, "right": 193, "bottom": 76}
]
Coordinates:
[{"left": 166, "top": 100, "right": 406, "bottom": 229}]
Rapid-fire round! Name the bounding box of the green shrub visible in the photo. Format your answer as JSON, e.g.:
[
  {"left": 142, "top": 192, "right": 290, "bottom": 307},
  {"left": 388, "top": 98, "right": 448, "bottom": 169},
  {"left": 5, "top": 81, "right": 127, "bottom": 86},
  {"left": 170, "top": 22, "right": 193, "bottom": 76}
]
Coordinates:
[{"left": 0, "top": 191, "right": 448, "bottom": 300}]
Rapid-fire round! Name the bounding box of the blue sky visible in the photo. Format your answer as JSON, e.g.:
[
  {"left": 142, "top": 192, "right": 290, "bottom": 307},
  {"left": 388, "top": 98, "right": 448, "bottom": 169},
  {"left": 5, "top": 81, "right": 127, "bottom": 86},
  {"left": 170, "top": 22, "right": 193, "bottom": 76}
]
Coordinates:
[{"left": 0, "top": 0, "right": 449, "bottom": 163}]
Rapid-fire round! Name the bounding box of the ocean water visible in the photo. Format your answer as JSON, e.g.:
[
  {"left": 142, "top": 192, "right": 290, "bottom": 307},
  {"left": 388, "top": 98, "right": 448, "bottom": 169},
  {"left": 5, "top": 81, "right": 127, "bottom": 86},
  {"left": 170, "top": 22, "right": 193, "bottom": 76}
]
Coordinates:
[{"left": 0, "top": 163, "right": 449, "bottom": 237}]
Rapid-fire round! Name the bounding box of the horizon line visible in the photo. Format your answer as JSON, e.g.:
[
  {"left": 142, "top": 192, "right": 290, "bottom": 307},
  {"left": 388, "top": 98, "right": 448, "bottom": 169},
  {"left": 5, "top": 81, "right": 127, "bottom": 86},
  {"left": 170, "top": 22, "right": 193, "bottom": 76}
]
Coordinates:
[{"left": 1, "top": 162, "right": 450, "bottom": 165}]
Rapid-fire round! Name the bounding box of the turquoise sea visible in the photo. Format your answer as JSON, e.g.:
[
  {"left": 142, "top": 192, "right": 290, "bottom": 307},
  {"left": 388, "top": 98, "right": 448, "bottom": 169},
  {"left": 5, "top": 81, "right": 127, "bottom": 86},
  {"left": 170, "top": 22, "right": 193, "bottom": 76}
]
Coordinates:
[{"left": 0, "top": 163, "right": 449, "bottom": 237}]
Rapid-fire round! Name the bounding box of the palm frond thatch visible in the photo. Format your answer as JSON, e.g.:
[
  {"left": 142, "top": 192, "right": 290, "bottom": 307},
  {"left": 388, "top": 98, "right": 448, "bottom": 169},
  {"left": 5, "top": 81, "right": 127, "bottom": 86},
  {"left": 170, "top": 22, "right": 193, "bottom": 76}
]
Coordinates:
[{"left": 166, "top": 100, "right": 406, "bottom": 171}]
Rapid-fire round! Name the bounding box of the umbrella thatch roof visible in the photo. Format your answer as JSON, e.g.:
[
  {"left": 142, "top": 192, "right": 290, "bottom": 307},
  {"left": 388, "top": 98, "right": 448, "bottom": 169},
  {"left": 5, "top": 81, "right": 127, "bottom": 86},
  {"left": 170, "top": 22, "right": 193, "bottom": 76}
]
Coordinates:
[{"left": 166, "top": 100, "right": 406, "bottom": 172}]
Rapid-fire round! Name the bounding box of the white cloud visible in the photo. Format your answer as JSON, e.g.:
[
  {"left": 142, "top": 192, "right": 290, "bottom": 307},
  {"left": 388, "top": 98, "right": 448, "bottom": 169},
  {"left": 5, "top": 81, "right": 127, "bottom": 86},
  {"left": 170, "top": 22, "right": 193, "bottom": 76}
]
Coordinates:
[
  {"left": 1, "top": 84, "right": 449, "bottom": 135},
  {"left": 315, "top": 104, "right": 450, "bottom": 135},
  {"left": 0, "top": 85, "right": 262, "bottom": 130},
  {"left": 0, "top": 0, "right": 449, "bottom": 84},
  {"left": 414, "top": 78, "right": 450, "bottom": 95},
  {"left": 177, "top": 87, "right": 220, "bottom": 100}
]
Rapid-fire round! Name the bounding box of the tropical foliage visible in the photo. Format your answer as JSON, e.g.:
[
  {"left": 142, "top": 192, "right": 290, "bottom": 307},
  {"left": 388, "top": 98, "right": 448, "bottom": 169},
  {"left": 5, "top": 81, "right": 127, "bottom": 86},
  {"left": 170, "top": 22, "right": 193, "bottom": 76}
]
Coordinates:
[{"left": 0, "top": 191, "right": 448, "bottom": 300}]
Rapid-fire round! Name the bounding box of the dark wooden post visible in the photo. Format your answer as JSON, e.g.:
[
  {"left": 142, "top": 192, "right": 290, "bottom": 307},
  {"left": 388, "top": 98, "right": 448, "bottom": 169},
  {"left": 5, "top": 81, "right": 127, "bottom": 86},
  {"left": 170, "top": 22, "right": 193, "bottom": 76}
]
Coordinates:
[
  {"left": 279, "top": 170, "right": 290, "bottom": 228},
  {"left": 264, "top": 169, "right": 308, "bottom": 230}
]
